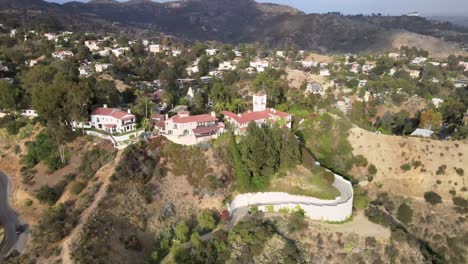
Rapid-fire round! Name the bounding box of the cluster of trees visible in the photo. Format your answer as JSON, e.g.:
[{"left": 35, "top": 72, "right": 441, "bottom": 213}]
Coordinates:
[
  {"left": 230, "top": 123, "right": 301, "bottom": 192},
  {"left": 150, "top": 209, "right": 220, "bottom": 263},
  {"left": 251, "top": 68, "right": 288, "bottom": 107},
  {"left": 299, "top": 114, "right": 355, "bottom": 175},
  {"left": 375, "top": 110, "right": 418, "bottom": 135},
  {"left": 172, "top": 218, "right": 305, "bottom": 264}
]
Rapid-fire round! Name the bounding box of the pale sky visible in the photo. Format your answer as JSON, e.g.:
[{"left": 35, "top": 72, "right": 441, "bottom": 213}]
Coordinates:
[{"left": 45, "top": 0, "right": 468, "bottom": 16}]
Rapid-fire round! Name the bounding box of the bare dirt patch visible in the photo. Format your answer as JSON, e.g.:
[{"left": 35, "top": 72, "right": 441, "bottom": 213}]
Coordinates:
[
  {"left": 285, "top": 68, "right": 333, "bottom": 90},
  {"left": 391, "top": 31, "right": 468, "bottom": 58},
  {"left": 349, "top": 127, "right": 468, "bottom": 200}
]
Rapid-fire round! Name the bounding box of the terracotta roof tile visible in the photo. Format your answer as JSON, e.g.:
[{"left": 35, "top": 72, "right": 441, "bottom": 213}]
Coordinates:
[{"left": 91, "top": 107, "right": 135, "bottom": 120}]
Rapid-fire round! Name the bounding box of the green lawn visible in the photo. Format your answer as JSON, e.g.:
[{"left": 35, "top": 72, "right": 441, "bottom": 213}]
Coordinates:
[
  {"left": 268, "top": 165, "right": 340, "bottom": 200},
  {"left": 288, "top": 105, "right": 314, "bottom": 116}
]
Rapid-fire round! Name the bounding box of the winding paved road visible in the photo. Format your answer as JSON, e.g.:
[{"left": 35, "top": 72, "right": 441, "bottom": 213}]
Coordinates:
[{"left": 0, "top": 171, "right": 29, "bottom": 259}]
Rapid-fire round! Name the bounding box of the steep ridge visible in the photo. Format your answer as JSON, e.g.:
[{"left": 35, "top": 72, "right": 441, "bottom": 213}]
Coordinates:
[{"left": 0, "top": 0, "right": 466, "bottom": 52}]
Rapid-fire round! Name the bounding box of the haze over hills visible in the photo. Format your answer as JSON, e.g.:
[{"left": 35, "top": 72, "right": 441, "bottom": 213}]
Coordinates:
[{"left": 0, "top": 0, "right": 467, "bottom": 53}]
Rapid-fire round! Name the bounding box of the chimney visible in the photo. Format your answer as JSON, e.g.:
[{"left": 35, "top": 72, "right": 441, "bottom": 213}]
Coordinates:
[
  {"left": 165, "top": 114, "right": 168, "bottom": 120},
  {"left": 127, "top": 109, "right": 131, "bottom": 114},
  {"left": 103, "top": 104, "right": 108, "bottom": 108},
  {"left": 238, "top": 113, "right": 242, "bottom": 117},
  {"left": 211, "top": 111, "right": 216, "bottom": 118}
]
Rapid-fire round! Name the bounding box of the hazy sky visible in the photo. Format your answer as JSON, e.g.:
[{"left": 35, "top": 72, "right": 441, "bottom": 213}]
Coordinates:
[{"left": 45, "top": 0, "right": 468, "bottom": 16}]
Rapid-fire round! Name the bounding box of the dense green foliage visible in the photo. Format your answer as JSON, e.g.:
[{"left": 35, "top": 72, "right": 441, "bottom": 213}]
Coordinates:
[
  {"left": 113, "top": 143, "right": 157, "bottom": 183},
  {"left": 424, "top": 191, "right": 442, "bottom": 205},
  {"left": 299, "top": 113, "right": 354, "bottom": 175},
  {"left": 0, "top": 115, "right": 28, "bottom": 135},
  {"left": 233, "top": 123, "right": 301, "bottom": 191},
  {"left": 397, "top": 202, "right": 413, "bottom": 225},
  {"left": 174, "top": 218, "right": 306, "bottom": 264},
  {"left": 22, "top": 131, "right": 67, "bottom": 171}
]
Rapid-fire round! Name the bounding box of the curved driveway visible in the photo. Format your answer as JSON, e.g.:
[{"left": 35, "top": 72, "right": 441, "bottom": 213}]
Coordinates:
[{"left": 0, "top": 171, "right": 28, "bottom": 258}]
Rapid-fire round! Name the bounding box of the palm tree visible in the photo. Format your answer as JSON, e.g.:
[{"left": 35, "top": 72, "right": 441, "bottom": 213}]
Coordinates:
[
  {"left": 213, "top": 101, "right": 225, "bottom": 113},
  {"left": 233, "top": 98, "right": 246, "bottom": 113}
]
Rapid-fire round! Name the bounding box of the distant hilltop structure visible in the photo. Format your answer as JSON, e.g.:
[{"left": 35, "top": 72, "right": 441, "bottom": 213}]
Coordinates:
[{"left": 406, "top": 12, "right": 419, "bottom": 17}]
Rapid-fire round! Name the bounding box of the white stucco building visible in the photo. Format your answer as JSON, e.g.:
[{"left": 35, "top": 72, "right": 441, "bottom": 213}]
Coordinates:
[
  {"left": 90, "top": 105, "right": 136, "bottom": 134},
  {"left": 159, "top": 111, "right": 225, "bottom": 145}
]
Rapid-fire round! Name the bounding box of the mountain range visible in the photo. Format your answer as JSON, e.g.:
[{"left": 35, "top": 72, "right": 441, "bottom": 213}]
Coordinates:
[{"left": 1, "top": 0, "right": 467, "bottom": 53}]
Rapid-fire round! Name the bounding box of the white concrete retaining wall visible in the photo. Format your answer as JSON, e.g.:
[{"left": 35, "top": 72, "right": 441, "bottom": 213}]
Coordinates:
[{"left": 229, "top": 173, "right": 353, "bottom": 222}]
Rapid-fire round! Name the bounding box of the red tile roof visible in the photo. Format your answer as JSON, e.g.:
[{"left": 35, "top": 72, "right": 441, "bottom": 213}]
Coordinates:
[
  {"left": 192, "top": 126, "right": 220, "bottom": 134},
  {"left": 91, "top": 107, "right": 135, "bottom": 120},
  {"left": 222, "top": 108, "right": 291, "bottom": 124},
  {"left": 168, "top": 114, "right": 218, "bottom": 124}
]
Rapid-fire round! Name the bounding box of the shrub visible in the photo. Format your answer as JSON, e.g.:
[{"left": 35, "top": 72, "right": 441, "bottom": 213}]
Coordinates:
[
  {"left": 400, "top": 163, "right": 411, "bottom": 171},
  {"left": 278, "top": 207, "right": 291, "bottom": 214},
  {"left": 424, "top": 191, "right": 442, "bottom": 205},
  {"left": 397, "top": 203, "right": 413, "bottom": 225},
  {"left": 266, "top": 205, "right": 274, "bottom": 213},
  {"left": 24, "top": 199, "right": 33, "bottom": 207},
  {"left": 70, "top": 181, "right": 86, "bottom": 195},
  {"left": 123, "top": 235, "right": 142, "bottom": 251},
  {"left": 197, "top": 210, "right": 217, "bottom": 231},
  {"left": 454, "top": 168, "right": 464, "bottom": 176},
  {"left": 23, "top": 132, "right": 57, "bottom": 168},
  {"left": 353, "top": 186, "right": 370, "bottom": 209},
  {"left": 175, "top": 222, "right": 189, "bottom": 243},
  {"left": 353, "top": 155, "right": 368, "bottom": 167},
  {"left": 35, "top": 185, "right": 61, "bottom": 205},
  {"left": 368, "top": 164, "right": 377, "bottom": 175},
  {"left": 202, "top": 175, "right": 223, "bottom": 192},
  {"left": 0, "top": 115, "right": 27, "bottom": 135},
  {"left": 452, "top": 197, "right": 467, "bottom": 208},
  {"left": 288, "top": 208, "right": 308, "bottom": 233},
  {"left": 411, "top": 160, "right": 422, "bottom": 169},
  {"left": 436, "top": 165, "right": 447, "bottom": 175}
]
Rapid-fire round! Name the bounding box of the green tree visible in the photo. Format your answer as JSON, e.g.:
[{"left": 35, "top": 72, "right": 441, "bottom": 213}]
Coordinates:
[
  {"left": 397, "top": 203, "right": 413, "bottom": 225},
  {"left": 197, "top": 55, "right": 209, "bottom": 76},
  {"left": 197, "top": 210, "right": 216, "bottom": 231},
  {"left": 175, "top": 222, "right": 189, "bottom": 243},
  {"left": 0, "top": 81, "right": 22, "bottom": 113}
]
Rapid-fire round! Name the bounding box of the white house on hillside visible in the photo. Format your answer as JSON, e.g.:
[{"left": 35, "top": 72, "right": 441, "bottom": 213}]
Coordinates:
[
  {"left": 159, "top": 111, "right": 225, "bottom": 145},
  {"left": 85, "top": 40, "right": 100, "bottom": 51},
  {"left": 206, "top": 49, "right": 219, "bottom": 56},
  {"left": 90, "top": 105, "right": 136, "bottom": 134}
]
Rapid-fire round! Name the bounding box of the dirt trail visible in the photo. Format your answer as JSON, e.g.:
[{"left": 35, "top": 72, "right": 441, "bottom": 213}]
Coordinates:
[{"left": 60, "top": 150, "right": 123, "bottom": 264}]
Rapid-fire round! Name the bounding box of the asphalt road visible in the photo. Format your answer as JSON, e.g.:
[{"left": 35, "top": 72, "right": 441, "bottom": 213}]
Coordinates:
[{"left": 0, "top": 171, "right": 28, "bottom": 259}]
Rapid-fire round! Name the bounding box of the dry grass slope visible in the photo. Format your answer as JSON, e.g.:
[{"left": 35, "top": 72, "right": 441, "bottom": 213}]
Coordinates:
[{"left": 349, "top": 127, "right": 468, "bottom": 200}]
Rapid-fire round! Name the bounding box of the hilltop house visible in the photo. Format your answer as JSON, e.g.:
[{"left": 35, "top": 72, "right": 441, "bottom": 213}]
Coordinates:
[
  {"left": 90, "top": 105, "right": 136, "bottom": 134},
  {"left": 411, "top": 57, "right": 427, "bottom": 65},
  {"left": 206, "top": 49, "right": 219, "bottom": 56},
  {"left": 305, "top": 82, "right": 324, "bottom": 95},
  {"left": 95, "top": 63, "right": 111, "bottom": 73},
  {"left": 319, "top": 69, "right": 330, "bottom": 76},
  {"left": 301, "top": 60, "right": 318, "bottom": 68},
  {"left": 410, "top": 70, "right": 421, "bottom": 79},
  {"left": 222, "top": 93, "right": 293, "bottom": 135},
  {"left": 218, "top": 61, "right": 236, "bottom": 71},
  {"left": 149, "top": 44, "right": 162, "bottom": 53},
  {"left": 52, "top": 50, "right": 73, "bottom": 60},
  {"left": 250, "top": 60, "right": 269, "bottom": 72},
  {"left": 158, "top": 111, "right": 225, "bottom": 145},
  {"left": 459, "top": 61, "right": 468, "bottom": 72},
  {"left": 85, "top": 40, "right": 100, "bottom": 51}
]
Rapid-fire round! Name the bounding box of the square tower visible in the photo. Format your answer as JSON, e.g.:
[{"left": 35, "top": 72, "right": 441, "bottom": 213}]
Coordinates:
[{"left": 253, "top": 93, "right": 267, "bottom": 112}]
